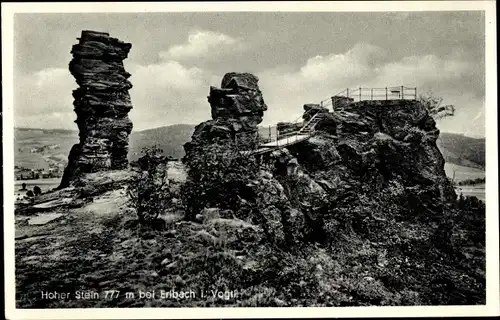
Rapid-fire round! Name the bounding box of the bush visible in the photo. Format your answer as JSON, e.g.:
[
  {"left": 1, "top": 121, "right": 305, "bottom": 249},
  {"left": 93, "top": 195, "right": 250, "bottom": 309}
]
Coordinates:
[
  {"left": 457, "top": 177, "right": 485, "bottom": 186},
  {"left": 128, "top": 146, "right": 172, "bottom": 225},
  {"left": 457, "top": 194, "right": 485, "bottom": 211},
  {"left": 181, "top": 140, "right": 259, "bottom": 220}
]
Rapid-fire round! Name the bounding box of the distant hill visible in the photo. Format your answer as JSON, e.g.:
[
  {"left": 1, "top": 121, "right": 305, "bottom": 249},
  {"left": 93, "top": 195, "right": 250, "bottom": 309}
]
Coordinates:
[
  {"left": 14, "top": 128, "right": 79, "bottom": 171},
  {"left": 13, "top": 126, "right": 485, "bottom": 171},
  {"left": 126, "top": 126, "right": 487, "bottom": 169},
  {"left": 128, "top": 124, "right": 195, "bottom": 161},
  {"left": 436, "top": 132, "right": 485, "bottom": 169}
]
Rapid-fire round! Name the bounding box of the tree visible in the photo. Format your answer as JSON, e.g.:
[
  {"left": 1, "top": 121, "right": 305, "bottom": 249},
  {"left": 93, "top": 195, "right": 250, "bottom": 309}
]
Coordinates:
[
  {"left": 419, "top": 90, "right": 456, "bottom": 120},
  {"left": 128, "top": 146, "right": 171, "bottom": 225},
  {"left": 33, "top": 186, "right": 42, "bottom": 196}
]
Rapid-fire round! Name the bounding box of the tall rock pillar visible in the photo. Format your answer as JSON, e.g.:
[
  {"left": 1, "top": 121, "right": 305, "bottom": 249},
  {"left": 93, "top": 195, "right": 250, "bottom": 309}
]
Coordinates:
[
  {"left": 59, "top": 30, "right": 133, "bottom": 188},
  {"left": 184, "top": 72, "right": 268, "bottom": 156}
]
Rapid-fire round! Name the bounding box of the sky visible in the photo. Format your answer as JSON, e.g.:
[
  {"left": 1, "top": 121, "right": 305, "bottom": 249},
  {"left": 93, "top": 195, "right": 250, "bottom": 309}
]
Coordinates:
[{"left": 14, "top": 11, "right": 486, "bottom": 137}]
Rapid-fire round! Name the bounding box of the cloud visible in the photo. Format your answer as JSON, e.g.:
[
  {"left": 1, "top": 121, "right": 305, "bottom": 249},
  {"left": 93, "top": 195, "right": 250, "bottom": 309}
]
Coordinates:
[
  {"left": 129, "top": 60, "right": 206, "bottom": 91},
  {"left": 16, "top": 112, "right": 76, "bottom": 129},
  {"left": 14, "top": 59, "right": 219, "bottom": 130},
  {"left": 374, "top": 54, "right": 471, "bottom": 87},
  {"left": 257, "top": 43, "right": 483, "bottom": 137},
  {"left": 126, "top": 57, "right": 220, "bottom": 129},
  {"left": 159, "top": 30, "right": 247, "bottom": 61},
  {"left": 14, "top": 41, "right": 484, "bottom": 137},
  {"left": 14, "top": 67, "right": 76, "bottom": 128}
]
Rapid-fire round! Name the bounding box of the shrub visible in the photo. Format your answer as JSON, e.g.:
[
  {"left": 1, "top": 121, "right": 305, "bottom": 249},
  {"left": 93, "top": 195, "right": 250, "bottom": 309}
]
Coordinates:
[
  {"left": 128, "top": 146, "right": 172, "bottom": 225},
  {"left": 33, "top": 185, "right": 42, "bottom": 196},
  {"left": 457, "top": 177, "right": 485, "bottom": 186}
]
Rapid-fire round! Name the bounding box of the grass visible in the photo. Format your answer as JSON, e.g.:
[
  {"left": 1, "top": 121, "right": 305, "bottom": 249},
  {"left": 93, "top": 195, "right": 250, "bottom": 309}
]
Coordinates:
[{"left": 15, "top": 192, "right": 485, "bottom": 307}]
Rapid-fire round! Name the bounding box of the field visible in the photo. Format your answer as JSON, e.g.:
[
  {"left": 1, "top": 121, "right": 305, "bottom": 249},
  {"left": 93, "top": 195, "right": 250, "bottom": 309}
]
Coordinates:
[
  {"left": 455, "top": 184, "right": 485, "bottom": 202},
  {"left": 444, "top": 163, "right": 486, "bottom": 202},
  {"left": 15, "top": 128, "right": 78, "bottom": 170},
  {"left": 444, "top": 163, "right": 485, "bottom": 182}
]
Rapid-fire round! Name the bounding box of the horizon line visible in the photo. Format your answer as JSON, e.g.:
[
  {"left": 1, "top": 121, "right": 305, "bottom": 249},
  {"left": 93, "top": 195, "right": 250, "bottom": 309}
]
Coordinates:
[{"left": 13, "top": 126, "right": 486, "bottom": 139}]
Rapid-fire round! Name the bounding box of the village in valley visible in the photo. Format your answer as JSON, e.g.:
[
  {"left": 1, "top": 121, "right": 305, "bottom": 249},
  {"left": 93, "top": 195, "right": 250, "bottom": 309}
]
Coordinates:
[{"left": 14, "top": 141, "right": 67, "bottom": 202}]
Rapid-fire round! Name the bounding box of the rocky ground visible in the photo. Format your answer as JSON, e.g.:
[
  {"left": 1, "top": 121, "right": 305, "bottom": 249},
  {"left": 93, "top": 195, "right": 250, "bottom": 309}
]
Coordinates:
[{"left": 15, "top": 171, "right": 485, "bottom": 308}]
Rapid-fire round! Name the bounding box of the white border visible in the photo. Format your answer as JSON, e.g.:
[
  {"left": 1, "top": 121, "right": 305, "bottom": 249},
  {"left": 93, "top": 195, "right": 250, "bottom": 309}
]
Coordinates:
[{"left": 2, "top": 1, "right": 498, "bottom": 319}]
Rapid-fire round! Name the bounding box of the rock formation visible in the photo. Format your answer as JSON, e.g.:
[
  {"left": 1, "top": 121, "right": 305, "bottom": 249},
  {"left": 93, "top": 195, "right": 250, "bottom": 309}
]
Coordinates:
[
  {"left": 287, "top": 99, "right": 456, "bottom": 201},
  {"left": 183, "top": 76, "right": 458, "bottom": 245},
  {"left": 232, "top": 98, "right": 457, "bottom": 245},
  {"left": 184, "top": 72, "right": 267, "bottom": 156},
  {"left": 59, "top": 30, "right": 133, "bottom": 188},
  {"left": 264, "top": 99, "right": 458, "bottom": 242}
]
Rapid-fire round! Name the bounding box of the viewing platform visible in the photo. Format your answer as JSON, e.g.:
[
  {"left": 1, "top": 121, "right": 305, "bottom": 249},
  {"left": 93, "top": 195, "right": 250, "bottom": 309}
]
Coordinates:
[{"left": 242, "top": 85, "right": 417, "bottom": 156}]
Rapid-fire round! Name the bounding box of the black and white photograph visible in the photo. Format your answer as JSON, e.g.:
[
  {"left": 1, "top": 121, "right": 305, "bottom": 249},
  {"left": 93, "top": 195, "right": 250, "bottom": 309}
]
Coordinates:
[{"left": 2, "top": 1, "right": 498, "bottom": 319}]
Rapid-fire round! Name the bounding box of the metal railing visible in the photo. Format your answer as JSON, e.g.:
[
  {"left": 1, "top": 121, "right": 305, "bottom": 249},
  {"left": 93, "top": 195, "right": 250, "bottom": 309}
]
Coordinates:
[
  {"left": 275, "top": 108, "right": 314, "bottom": 140},
  {"left": 319, "top": 97, "right": 333, "bottom": 109},
  {"left": 235, "top": 108, "right": 323, "bottom": 155},
  {"left": 333, "top": 86, "right": 417, "bottom": 103},
  {"left": 236, "top": 85, "right": 417, "bottom": 154}
]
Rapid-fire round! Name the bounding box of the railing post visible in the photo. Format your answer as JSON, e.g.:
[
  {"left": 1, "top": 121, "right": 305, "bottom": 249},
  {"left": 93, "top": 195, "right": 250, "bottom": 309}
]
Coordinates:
[
  {"left": 385, "top": 87, "right": 388, "bottom": 100},
  {"left": 346, "top": 88, "right": 349, "bottom": 98},
  {"left": 401, "top": 85, "right": 404, "bottom": 100},
  {"left": 415, "top": 87, "right": 417, "bottom": 100},
  {"left": 359, "top": 87, "right": 361, "bottom": 102},
  {"left": 371, "top": 88, "right": 373, "bottom": 100},
  {"left": 268, "top": 125, "right": 271, "bottom": 142}
]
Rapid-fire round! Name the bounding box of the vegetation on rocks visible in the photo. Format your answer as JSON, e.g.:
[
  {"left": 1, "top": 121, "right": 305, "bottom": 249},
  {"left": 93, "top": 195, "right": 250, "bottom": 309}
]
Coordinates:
[
  {"left": 181, "top": 140, "right": 259, "bottom": 221},
  {"left": 419, "top": 90, "right": 456, "bottom": 120},
  {"left": 128, "top": 146, "right": 173, "bottom": 225}
]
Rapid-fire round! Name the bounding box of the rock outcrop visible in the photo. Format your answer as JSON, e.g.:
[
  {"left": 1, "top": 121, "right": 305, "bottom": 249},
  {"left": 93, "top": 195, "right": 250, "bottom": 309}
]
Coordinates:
[
  {"left": 59, "top": 30, "right": 133, "bottom": 188},
  {"left": 184, "top": 72, "right": 267, "bottom": 155},
  {"left": 251, "top": 99, "right": 456, "bottom": 244},
  {"left": 183, "top": 76, "right": 458, "bottom": 246}
]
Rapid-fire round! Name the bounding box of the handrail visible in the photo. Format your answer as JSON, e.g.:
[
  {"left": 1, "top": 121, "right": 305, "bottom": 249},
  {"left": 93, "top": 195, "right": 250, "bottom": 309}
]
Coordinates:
[
  {"left": 331, "top": 86, "right": 417, "bottom": 101},
  {"left": 297, "top": 111, "right": 322, "bottom": 134},
  {"left": 267, "top": 108, "right": 322, "bottom": 147},
  {"left": 238, "top": 85, "right": 419, "bottom": 154},
  {"left": 329, "top": 85, "right": 417, "bottom": 109}
]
